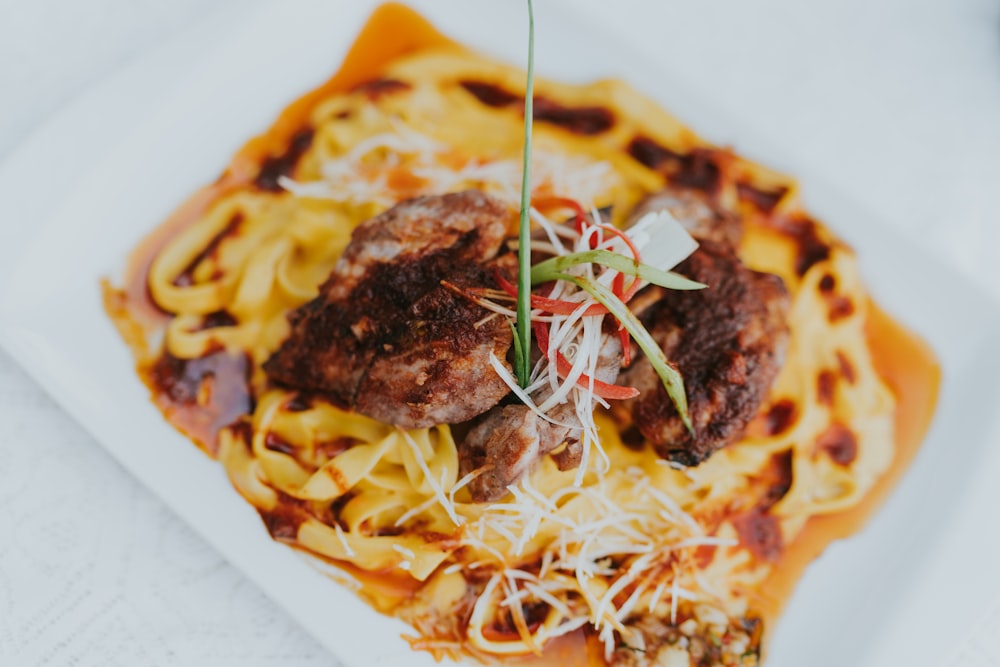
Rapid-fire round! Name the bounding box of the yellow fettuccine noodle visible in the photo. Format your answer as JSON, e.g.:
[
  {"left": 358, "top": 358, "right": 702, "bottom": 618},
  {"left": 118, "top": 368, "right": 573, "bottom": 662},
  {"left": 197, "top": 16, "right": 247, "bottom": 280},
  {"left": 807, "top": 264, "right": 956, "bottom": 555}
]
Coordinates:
[{"left": 112, "top": 43, "right": 896, "bottom": 664}]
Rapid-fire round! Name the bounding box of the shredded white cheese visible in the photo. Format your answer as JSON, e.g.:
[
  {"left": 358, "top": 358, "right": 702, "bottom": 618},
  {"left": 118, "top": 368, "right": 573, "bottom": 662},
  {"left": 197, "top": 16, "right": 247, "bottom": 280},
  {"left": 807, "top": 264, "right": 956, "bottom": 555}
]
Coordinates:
[{"left": 286, "top": 121, "right": 731, "bottom": 648}]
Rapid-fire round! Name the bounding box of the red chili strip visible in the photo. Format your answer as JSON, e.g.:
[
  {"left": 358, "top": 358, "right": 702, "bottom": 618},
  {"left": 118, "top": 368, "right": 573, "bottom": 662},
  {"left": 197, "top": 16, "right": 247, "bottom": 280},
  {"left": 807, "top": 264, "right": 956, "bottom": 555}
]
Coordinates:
[
  {"left": 494, "top": 270, "right": 608, "bottom": 316},
  {"left": 621, "top": 281, "right": 643, "bottom": 303},
  {"left": 533, "top": 196, "right": 587, "bottom": 234},
  {"left": 612, "top": 272, "right": 625, "bottom": 299},
  {"left": 533, "top": 322, "right": 639, "bottom": 400},
  {"left": 618, "top": 327, "right": 632, "bottom": 368},
  {"left": 596, "top": 222, "right": 643, "bottom": 299},
  {"left": 595, "top": 223, "right": 641, "bottom": 261}
]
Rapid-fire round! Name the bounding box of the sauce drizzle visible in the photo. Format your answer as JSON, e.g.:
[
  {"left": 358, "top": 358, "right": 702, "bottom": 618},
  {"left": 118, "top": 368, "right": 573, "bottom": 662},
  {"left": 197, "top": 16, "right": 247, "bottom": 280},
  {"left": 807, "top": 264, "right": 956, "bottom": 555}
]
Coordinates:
[
  {"left": 105, "top": 6, "right": 942, "bottom": 665},
  {"left": 254, "top": 127, "right": 316, "bottom": 192}
]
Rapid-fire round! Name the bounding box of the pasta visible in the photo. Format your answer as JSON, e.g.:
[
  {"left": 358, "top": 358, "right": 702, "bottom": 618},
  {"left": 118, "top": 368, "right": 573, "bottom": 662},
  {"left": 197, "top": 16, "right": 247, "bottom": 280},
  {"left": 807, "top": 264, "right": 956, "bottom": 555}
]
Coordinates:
[{"left": 103, "top": 5, "right": 939, "bottom": 666}]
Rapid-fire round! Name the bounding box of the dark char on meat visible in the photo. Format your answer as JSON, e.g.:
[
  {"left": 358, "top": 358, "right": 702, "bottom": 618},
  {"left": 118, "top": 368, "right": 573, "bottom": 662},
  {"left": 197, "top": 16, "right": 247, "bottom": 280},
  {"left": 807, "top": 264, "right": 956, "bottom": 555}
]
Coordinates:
[
  {"left": 264, "top": 190, "right": 515, "bottom": 428},
  {"left": 265, "top": 184, "right": 791, "bottom": 500},
  {"left": 615, "top": 188, "right": 790, "bottom": 465}
]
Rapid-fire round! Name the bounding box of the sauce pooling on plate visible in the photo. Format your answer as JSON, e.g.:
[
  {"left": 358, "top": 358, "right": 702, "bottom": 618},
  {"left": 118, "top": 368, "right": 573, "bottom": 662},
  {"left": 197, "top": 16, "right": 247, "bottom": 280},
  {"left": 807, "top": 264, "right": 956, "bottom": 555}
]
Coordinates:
[{"left": 103, "top": 4, "right": 940, "bottom": 665}]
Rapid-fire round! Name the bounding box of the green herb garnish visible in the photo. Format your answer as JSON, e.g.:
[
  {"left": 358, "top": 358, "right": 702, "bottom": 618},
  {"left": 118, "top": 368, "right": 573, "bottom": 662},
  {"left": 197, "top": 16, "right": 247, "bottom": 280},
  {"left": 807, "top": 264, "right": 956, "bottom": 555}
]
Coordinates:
[
  {"left": 550, "top": 272, "right": 693, "bottom": 432},
  {"left": 531, "top": 249, "right": 706, "bottom": 291},
  {"left": 514, "top": 0, "right": 535, "bottom": 388},
  {"left": 508, "top": 0, "right": 693, "bottom": 429}
]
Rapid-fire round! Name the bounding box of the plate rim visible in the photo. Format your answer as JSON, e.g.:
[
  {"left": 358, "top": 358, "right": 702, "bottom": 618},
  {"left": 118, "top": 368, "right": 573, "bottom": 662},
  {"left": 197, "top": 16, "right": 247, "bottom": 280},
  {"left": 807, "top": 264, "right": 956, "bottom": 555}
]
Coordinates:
[{"left": 2, "top": 2, "right": 1000, "bottom": 666}]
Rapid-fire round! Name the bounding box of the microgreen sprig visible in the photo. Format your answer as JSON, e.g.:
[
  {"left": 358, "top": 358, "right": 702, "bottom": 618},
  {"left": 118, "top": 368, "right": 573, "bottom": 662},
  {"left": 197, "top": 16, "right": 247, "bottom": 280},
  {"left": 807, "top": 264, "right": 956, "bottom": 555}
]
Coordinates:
[
  {"left": 508, "top": 0, "right": 694, "bottom": 431},
  {"left": 530, "top": 250, "right": 706, "bottom": 292},
  {"left": 552, "top": 272, "right": 693, "bottom": 432},
  {"left": 514, "top": 0, "right": 535, "bottom": 388}
]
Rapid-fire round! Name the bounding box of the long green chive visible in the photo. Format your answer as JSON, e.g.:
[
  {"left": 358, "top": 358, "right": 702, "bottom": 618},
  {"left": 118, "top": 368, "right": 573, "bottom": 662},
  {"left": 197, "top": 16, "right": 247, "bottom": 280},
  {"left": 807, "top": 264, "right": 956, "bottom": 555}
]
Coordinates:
[
  {"left": 551, "top": 272, "right": 693, "bottom": 432},
  {"left": 531, "top": 249, "right": 707, "bottom": 292},
  {"left": 514, "top": 0, "right": 535, "bottom": 388},
  {"left": 508, "top": 0, "right": 692, "bottom": 423}
]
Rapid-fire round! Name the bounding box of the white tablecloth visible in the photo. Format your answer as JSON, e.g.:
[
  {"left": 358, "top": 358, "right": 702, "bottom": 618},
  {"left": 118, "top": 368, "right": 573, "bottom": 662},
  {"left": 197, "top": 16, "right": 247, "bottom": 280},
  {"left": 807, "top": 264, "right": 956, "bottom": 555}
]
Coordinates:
[{"left": 1, "top": 0, "right": 998, "bottom": 665}]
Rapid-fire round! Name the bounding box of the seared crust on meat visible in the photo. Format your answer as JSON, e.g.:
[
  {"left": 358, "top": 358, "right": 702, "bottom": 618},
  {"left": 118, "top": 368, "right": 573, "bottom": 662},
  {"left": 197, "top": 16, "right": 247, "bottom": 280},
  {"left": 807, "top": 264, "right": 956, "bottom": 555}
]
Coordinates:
[
  {"left": 326, "top": 190, "right": 510, "bottom": 301},
  {"left": 616, "top": 188, "right": 790, "bottom": 465},
  {"left": 617, "top": 241, "right": 790, "bottom": 465},
  {"left": 264, "top": 190, "right": 515, "bottom": 428},
  {"left": 354, "top": 278, "right": 513, "bottom": 427}
]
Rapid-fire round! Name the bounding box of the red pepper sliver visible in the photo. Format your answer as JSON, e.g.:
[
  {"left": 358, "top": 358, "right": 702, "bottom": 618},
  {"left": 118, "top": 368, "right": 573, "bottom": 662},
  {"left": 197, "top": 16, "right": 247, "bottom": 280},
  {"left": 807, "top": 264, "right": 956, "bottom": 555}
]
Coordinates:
[
  {"left": 534, "top": 322, "right": 639, "bottom": 400},
  {"left": 595, "top": 223, "right": 642, "bottom": 262},
  {"left": 495, "top": 270, "right": 608, "bottom": 316},
  {"left": 618, "top": 327, "right": 632, "bottom": 368},
  {"left": 612, "top": 272, "right": 626, "bottom": 300},
  {"left": 534, "top": 196, "right": 587, "bottom": 234},
  {"left": 596, "top": 223, "right": 643, "bottom": 299}
]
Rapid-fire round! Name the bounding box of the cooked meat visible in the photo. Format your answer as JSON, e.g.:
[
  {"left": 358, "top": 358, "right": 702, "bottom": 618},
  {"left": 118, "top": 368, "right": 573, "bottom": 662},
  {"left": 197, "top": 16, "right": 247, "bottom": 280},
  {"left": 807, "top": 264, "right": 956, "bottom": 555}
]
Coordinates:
[
  {"left": 616, "top": 240, "right": 790, "bottom": 465},
  {"left": 324, "top": 190, "right": 510, "bottom": 301},
  {"left": 459, "top": 406, "right": 542, "bottom": 502},
  {"left": 264, "top": 190, "right": 515, "bottom": 428},
  {"left": 352, "top": 275, "right": 514, "bottom": 428},
  {"left": 459, "top": 335, "right": 623, "bottom": 502},
  {"left": 629, "top": 187, "right": 742, "bottom": 248}
]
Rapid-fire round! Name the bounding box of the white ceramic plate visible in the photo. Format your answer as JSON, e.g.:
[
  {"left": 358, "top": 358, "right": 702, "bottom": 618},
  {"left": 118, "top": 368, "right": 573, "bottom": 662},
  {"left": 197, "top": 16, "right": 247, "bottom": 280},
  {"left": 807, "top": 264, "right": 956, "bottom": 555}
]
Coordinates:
[{"left": 2, "top": 1, "right": 999, "bottom": 665}]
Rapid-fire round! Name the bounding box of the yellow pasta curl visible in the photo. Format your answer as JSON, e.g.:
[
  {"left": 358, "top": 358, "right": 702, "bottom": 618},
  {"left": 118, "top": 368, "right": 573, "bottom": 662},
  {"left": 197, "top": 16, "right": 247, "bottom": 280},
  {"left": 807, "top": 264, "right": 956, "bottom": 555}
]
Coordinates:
[{"left": 109, "top": 29, "right": 913, "bottom": 665}]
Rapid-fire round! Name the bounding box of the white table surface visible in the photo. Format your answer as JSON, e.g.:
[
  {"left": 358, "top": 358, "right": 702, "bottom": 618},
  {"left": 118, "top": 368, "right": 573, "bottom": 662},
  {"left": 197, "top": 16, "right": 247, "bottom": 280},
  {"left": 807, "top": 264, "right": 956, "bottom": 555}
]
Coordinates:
[{"left": 1, "top": 1, "right": 998, "bottom": 665}]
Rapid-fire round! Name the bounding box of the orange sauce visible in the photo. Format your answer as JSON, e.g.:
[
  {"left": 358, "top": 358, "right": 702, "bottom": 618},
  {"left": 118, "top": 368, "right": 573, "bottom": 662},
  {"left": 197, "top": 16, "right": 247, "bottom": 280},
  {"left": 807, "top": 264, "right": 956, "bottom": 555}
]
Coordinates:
[
  {"left": 115, "top": 187, "right": 225, "bottom": 328},
  {"left": 223, "top": 3, "right": 457, "bottom": 184},
  {"left": 753, "top": 299, "right": 941, "bottom": 626},
  {"left": 508, "top": 631, "right": 606, "bottom": 667},
  {"left": 512, "top": 301, "right": 940, "bottom": 666},
  {"left": 105, "top": 4, "right": 942, "bottom": 663},
  {"left": 329, "top": 560, "right": 425, "bottom": 613}
]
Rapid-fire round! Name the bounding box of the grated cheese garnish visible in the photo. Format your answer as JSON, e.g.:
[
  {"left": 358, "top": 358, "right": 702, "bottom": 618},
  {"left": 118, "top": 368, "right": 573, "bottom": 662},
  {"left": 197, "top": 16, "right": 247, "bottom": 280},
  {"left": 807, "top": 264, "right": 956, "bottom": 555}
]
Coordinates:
[{"left": 285, "top": 122, "right": 736, "bottom": 648}]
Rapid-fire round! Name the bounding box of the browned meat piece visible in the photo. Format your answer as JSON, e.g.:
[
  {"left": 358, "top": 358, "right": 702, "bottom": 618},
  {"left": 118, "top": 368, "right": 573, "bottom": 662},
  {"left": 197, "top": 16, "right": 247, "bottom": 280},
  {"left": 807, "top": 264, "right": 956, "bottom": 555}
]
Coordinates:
[
  {"left": 541, "top": 334, "right": 623, "bottom": 472},
  {"left": 353, "top": 276, "right": 513, "bottom": 427},
  {"left": 460, "top": 335, "right": 623, "bottom": 502},
  {"left": 264, "top": 190, "right": 515, "bottom": 428},
  {"left": 325, "top": 190, "right": 510, "bottom": 301},
  {"left": 629, "top": 187, "right": 742, "bottom": 248},
  {"left": 459, "top": 406, "right": 541, "bottom": 502},
  {"left": 615, "top": 239, "right": 789, "bottom": 465}
]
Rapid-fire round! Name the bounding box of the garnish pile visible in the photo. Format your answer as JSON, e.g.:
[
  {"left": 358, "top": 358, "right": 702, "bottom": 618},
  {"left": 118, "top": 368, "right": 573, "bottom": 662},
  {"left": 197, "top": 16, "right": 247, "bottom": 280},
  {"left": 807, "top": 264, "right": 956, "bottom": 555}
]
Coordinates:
[
  {"left": 495, "top": 0, "right": 702, "bottom": 475},
  {"left": 451, "top": 198, "right": 703, "bottom": 481}
]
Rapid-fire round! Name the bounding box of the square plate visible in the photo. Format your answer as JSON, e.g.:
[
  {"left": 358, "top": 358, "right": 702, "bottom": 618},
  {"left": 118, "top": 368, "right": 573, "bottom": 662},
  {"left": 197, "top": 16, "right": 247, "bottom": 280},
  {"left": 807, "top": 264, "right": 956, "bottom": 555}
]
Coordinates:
[{"left": 2, "top": 1, "right": 999, "bottom": 665}]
